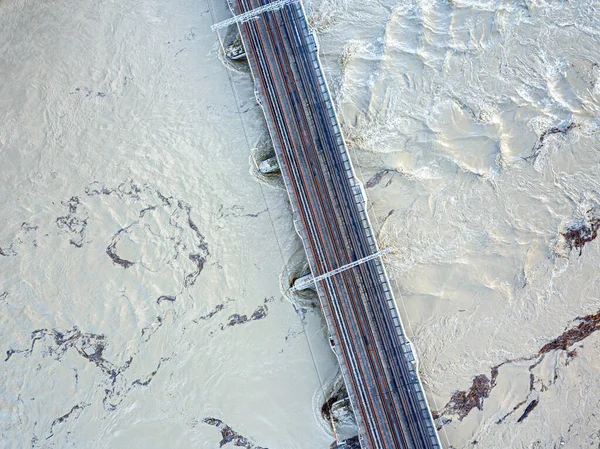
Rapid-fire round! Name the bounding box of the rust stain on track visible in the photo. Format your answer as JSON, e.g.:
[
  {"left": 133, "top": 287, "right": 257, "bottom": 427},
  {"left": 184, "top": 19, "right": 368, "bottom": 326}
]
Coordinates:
[{"left": 222, "top": 1, "right": 442, "bottom": 448}]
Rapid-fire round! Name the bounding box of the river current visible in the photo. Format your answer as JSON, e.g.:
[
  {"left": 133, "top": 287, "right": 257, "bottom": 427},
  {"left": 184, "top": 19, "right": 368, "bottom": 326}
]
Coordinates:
[{"left": 1, "top": 0, "right": 599, "bottom": 448}]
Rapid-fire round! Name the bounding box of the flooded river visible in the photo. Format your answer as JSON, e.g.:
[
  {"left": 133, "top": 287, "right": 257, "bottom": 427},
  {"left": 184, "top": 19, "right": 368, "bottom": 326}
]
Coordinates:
[{"left": 1, "top": 0, "right": 599, "bottom": 448}]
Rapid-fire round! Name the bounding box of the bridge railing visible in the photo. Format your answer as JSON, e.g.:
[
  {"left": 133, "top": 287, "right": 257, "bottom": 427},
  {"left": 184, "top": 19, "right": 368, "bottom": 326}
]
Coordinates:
[{"left": 292, "top": 2, "right": 441, "bottom": 446}]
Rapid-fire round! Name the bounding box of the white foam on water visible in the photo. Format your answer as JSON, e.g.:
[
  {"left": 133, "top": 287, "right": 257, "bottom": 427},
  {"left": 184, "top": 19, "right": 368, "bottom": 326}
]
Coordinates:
[
  {"left": 0, "top": 0, "right": 338, "bottom": 447},
  {"left": 311, "top": 0, "right": 600, "bottom": 446},
  {"left": 2, "top": 0, "right": 600, "bottom": 447}
]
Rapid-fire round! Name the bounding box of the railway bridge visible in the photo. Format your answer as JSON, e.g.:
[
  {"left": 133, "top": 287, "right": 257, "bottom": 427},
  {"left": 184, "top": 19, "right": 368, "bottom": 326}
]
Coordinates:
[{"left": 212, "top": 1, "right": 442, "bottom": 448}]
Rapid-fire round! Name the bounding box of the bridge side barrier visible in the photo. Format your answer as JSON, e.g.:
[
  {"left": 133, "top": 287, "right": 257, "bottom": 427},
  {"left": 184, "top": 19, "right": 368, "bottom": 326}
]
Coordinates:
[
  {"left": 291, "top": 3, "right": 441, "bottom": 446},
  {"left": 224, "top": 1, "right": 441, "bottom": 447}
]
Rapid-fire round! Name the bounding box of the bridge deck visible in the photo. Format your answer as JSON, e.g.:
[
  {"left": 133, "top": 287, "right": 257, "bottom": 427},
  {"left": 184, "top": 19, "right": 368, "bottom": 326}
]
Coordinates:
[{"left": 226, "top": 1, "right": 442, "bottom": 447}]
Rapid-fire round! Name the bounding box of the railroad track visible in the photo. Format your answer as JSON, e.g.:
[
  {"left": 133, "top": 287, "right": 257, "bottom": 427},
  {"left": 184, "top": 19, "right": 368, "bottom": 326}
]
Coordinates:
[{"left": 222, "top": 1, "right": 442, "bottom": 447}]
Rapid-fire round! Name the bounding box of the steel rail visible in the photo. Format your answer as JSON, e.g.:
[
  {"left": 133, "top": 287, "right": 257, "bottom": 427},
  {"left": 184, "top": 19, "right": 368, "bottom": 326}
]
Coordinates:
[
  {"left": 265, "top": 9, "right": 415, "bottom": 447},
  {"left": 222, "top": 1, "right": 442, "bottom": 448},
  {"left": 234, "top": 2, "right": 418, "bottom": 444}
]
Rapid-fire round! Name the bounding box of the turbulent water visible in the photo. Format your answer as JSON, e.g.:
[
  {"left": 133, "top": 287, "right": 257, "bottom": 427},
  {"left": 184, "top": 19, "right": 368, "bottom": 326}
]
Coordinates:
[
  {"left": 1, "top": 0, "right": 599, "bottom": 448},
  {"left": 0, "top": 0, "right": 338, "bottom": 447}
]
